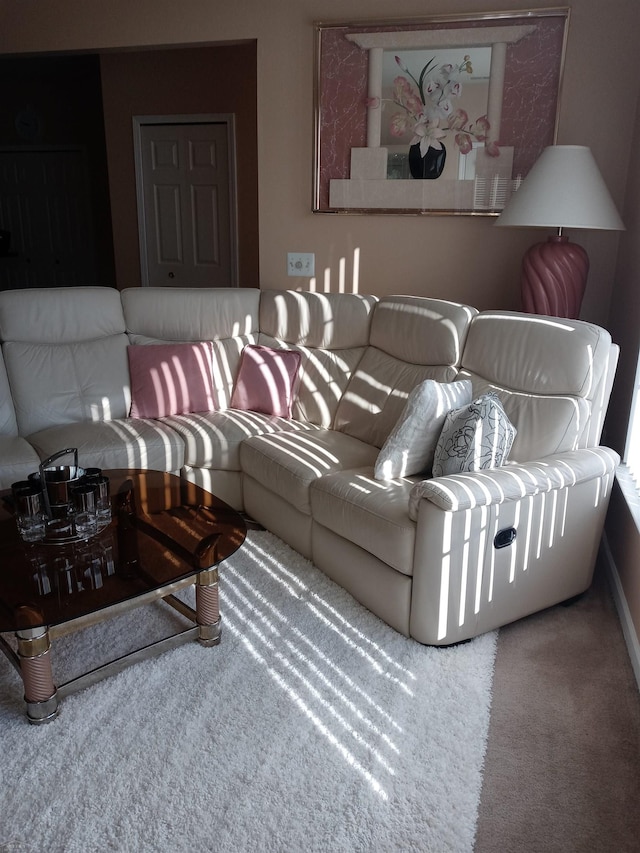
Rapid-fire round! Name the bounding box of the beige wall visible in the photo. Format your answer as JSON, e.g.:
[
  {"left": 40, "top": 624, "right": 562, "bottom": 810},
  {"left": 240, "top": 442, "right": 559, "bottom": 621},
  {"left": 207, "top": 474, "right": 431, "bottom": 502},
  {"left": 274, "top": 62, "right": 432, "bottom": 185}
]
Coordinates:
[{"left": 1, "top": 0, "right": 638, "bottom": 318}]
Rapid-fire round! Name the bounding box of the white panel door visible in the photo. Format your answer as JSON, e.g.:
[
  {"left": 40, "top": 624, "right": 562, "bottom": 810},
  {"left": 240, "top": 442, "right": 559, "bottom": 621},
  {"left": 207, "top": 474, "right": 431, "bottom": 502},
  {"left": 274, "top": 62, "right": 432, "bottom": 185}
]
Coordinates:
[{"left": 138, "top": 122, "right": 235, "bottom": 288}]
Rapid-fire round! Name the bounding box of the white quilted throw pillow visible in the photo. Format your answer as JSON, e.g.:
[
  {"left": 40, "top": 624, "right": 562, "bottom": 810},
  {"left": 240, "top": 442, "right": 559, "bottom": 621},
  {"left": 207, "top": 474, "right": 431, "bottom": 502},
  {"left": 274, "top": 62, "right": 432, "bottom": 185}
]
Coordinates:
[
  {"left": 374, "top": 379, "right": 473, "bottom": 480},
  {"left": 431, "top": 392, "right": 517, "bottom": 478}
]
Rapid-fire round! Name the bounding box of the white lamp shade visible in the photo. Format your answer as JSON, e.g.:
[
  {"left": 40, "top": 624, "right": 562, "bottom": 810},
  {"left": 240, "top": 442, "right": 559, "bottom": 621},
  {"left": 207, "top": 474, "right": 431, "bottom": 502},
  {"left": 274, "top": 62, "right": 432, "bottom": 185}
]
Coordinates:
[{"left": 495, "top": 145, "right": 624, "bottom": 231}]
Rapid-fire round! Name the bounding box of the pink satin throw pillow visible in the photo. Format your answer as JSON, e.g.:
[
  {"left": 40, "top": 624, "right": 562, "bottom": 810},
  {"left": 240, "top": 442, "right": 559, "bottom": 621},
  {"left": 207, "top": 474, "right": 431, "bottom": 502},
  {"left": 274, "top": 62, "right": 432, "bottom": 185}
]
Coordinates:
[
  {"left": 230, "top": 344, "right": 302, "bottom": 418},
  {"left": 128, "top": 342, "right": 217, "bottom": 419}
]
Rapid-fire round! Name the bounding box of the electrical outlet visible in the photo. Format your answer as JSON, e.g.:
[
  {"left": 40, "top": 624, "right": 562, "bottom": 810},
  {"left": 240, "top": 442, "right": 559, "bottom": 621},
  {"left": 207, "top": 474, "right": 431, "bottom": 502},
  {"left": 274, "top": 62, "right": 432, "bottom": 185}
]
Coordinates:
[{"left": 287, "top": 252, "right": 315, "bottom": 277}]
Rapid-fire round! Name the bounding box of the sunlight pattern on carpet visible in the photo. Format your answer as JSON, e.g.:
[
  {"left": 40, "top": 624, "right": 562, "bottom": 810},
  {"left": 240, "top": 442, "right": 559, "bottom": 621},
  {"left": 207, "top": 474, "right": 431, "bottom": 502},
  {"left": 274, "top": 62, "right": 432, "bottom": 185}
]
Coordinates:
[{"left": 0, "top": 531, "right": 497, "bottom": 852}]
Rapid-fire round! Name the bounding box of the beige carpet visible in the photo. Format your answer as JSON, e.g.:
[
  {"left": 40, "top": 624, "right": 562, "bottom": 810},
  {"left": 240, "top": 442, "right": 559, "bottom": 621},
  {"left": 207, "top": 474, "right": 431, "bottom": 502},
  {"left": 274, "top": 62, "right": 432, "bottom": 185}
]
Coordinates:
[{"left": 475, "top": 558, "right": 640, "bottom": 852}]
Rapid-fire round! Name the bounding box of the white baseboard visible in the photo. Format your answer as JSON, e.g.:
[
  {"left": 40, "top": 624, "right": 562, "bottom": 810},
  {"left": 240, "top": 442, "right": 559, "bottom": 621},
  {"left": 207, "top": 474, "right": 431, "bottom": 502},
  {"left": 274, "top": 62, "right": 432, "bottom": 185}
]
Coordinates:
[{"left": 601, "top": 532, "right": 640, "bottom": 692}]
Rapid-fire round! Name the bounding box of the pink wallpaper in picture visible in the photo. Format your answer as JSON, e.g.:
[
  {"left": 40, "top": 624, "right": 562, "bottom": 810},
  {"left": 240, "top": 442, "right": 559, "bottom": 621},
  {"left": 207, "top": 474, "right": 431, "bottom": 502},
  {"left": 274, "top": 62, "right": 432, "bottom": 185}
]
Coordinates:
[
  {"left": 501, "top": 18, "right": 567, "bottom": 178},
  {"left": 315, "top": 14, "right": 567, "bottom": 212},
  {"left": 317, "top": 28, "right": 368, "bottom": 211}
]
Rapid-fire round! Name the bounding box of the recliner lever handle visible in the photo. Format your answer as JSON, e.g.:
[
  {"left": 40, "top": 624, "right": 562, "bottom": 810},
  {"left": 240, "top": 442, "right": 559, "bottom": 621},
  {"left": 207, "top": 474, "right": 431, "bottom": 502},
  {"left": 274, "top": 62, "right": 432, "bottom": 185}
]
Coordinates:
[{"left": 494, "top": 527, "right": 517, "bottom": 549}]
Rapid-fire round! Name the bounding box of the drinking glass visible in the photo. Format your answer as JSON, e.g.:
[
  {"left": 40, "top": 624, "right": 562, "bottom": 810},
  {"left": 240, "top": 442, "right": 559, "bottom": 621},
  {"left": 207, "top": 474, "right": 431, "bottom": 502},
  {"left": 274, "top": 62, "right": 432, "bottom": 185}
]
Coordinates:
[
  {"left": 70, "top": 482, "right": 98, "bottom": 538},
  {"left": 12, "top": 480, "right": 46, "bottom": 542},
  {"left": 94, "top": 475, "right": 111, "bottom": 528}
]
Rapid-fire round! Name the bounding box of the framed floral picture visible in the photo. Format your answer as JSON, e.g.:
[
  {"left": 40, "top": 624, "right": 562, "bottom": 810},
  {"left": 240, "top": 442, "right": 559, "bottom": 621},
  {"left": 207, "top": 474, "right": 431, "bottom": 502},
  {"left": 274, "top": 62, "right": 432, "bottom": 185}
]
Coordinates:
[{"left": 313, "top": 9, "right": 569, "bottom": 215}]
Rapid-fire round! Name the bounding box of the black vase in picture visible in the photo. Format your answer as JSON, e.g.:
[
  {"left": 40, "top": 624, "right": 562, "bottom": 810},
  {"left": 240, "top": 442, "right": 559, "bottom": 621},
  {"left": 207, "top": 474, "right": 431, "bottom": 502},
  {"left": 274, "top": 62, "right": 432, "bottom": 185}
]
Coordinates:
[{"left": 409, "top": 143, "right": 446, "bottom": 179}]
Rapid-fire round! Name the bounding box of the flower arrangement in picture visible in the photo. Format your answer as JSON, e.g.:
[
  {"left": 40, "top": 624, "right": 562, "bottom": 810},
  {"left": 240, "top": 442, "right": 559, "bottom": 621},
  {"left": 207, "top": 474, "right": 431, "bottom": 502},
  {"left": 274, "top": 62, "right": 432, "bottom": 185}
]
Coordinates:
[{"left": 390, "top": 54, "right": 500, "bottom": 159}]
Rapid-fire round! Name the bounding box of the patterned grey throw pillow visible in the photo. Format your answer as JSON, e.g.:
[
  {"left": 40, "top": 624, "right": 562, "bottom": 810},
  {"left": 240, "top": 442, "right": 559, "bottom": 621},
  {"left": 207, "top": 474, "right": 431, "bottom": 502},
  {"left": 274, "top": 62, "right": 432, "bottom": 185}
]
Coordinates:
[{"left": 431, "top": 392, "right": 517, "bottom": 477}]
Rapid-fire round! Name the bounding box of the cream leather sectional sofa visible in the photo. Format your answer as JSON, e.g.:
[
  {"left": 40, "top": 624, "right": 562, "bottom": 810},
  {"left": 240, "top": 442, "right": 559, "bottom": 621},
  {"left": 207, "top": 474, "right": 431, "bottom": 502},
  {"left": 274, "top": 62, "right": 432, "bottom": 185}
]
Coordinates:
[{"left": 0, "top": 286, "right": 620, "bottom": 644}]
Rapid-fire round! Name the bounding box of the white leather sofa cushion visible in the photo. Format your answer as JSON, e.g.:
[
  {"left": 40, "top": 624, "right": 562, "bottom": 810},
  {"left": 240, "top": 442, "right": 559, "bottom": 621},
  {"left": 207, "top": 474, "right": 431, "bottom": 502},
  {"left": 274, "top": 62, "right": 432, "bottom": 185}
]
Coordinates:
[
  {"left": 0, "top": 349, "right": 18, "bottom": 436},
  {"left": 460, "top": 380, "right": 590, "bottom": 461},
  {"left": 460, "top": 312, "right": 612, "bottom": 397},
  {"left": 310, "top": 469, "right": 417, "bottom": 575},
  {"left": 459, "top": 312, "right": 613, "bottom": 459},
  {"left": 27, "top": 419, "right": 185, "bottom": 473},
  {"left": 0, "top": 286, "right": 126, "bottom": 344},
  {"left": 259, "top": 289, "right": 376, "bottom": 349},
  {"left": 460, "top": 311, "right": 615, "bottom": 461},
  {"left": 121, "top": 286, "right": 261, "bottom": 341},
  {"left": 258, "top": 337, "right": 366, "bottom": 428},
  {"left": 162, "top": 409, "right": 319, "bottom": 470},
  {"left": 0, "top": 286, "right": 132, "bottom": 437},
  {"left": 587, "top": 343, "right": 619, "bottom": 447},
  {"left": 334, "top": 348, "right": 459, "bottom": 449},
  {"left": 0, "top": 351, "right": 38, "bottom": 488},
  {"left": 258, "top": 290, "right": 376, "bottom": 428},
  {"left": 368, "top": 295, "right": 477, "bottom": 366},
  {"left": 334, "top": 296, "right": 477, "bottom": 448},
  {"left": 0, "top": 436, "right": 42, "bottom": 489},
  {"left": 4, "top": 336, "right": 131, "bottom": 436},
  {"left": 240, "top": 428, "right": 378, "bottom": 513}
]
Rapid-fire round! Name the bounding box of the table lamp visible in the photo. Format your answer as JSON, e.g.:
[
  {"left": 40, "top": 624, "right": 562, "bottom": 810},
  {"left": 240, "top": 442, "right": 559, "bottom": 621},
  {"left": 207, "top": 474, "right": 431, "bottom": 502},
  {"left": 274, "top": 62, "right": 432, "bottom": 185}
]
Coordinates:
[{"left": 495, "top": 145, "right": 624, "bottom": 318}]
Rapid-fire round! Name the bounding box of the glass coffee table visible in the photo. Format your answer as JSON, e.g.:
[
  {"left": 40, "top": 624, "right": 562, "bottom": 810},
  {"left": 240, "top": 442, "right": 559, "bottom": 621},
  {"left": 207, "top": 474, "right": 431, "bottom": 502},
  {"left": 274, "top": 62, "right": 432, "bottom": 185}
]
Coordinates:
[{"left": 0, "top": 469, "right": 247, "bottom": 724}]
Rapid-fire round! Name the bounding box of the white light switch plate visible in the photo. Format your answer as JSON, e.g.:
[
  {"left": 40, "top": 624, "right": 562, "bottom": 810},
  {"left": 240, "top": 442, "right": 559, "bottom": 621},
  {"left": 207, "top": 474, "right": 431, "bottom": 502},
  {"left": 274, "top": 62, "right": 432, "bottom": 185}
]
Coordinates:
[{"left": 287, "top": 253, "right": 315, "bottom": 277}]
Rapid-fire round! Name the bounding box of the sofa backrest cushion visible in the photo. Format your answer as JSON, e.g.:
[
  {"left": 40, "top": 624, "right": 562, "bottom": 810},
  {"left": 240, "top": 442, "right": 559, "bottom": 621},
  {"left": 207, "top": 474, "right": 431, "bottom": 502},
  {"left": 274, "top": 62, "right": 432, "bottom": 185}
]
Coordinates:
[
  {"left": 457, "top": 311, "right": 615, "bottom": 460},
  {"left": 0, "top": 348, "right": 18, "bottom": 436},
  {"left": 122, "top": 287, "right": 261, "bottom": 341},
  {"left": 334, "top": 296, "right": 477, "bottom": 448},
  {"left": 122, "top": 287, "right": 262, "bottom": 409},
  {"left": 259, "top": 289, "right": 375, "bottom": 348},
  {"left": 258, "top": 289, "right": 377, "bottom": 427},
  {"left": 0, "top": 286, "right": 126, "bottom": 344},
  {"left": 369, "top": 295, "right": 477, "bottom": 365},
  {"left": 0, "top": 287, "right": 131, "bottom": 435}
]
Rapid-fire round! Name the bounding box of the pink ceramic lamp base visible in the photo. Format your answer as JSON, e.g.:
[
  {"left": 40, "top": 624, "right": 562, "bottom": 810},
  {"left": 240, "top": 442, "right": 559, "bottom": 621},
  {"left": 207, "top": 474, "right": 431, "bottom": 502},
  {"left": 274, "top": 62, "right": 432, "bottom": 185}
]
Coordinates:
[{"left": 521, "top": 235, "right": 589, "bottom": 319}]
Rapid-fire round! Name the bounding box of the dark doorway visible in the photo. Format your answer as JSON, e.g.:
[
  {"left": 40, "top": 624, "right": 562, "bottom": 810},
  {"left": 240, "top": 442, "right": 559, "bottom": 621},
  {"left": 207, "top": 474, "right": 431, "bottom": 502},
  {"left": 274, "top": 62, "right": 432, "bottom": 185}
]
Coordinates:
[{"left": 0, "top": 55, "right": 116, "bottom": 289}]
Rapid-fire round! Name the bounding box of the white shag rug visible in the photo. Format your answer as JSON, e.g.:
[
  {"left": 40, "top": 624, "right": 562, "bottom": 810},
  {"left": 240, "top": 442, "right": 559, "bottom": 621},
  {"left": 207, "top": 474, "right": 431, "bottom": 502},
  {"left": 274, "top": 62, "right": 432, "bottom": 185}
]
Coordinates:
[{"left": 0, "top": 531, "right": 496, "bottom": 853}]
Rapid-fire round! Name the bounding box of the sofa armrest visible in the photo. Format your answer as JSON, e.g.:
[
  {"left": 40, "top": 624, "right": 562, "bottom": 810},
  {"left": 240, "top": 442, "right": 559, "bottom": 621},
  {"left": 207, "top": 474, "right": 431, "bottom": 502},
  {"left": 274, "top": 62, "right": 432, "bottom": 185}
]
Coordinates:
[{"left": 408, "top": 446, "right": 620, "bottom": 517}]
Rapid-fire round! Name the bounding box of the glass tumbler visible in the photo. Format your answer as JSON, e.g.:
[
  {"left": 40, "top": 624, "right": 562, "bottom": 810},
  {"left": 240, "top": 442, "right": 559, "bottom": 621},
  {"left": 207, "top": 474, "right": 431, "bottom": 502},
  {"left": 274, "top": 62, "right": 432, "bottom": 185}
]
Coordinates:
[
  {"left": 12, "top": 480, "right": 46, "bottom": 542},
  {"left": 70, "top": 482, "right": 98, "bottom": 538},
  {"left": 94, "top": 475, "right": 111, "bottom": 528}
]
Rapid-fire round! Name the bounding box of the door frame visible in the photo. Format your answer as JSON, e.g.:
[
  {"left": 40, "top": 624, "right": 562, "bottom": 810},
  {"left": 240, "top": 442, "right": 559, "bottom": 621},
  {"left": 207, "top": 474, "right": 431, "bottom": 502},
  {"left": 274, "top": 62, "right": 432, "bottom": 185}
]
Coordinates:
[{"left": 132, "top": 113, "right": 239, "bottom": 288}]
